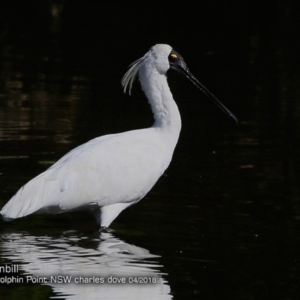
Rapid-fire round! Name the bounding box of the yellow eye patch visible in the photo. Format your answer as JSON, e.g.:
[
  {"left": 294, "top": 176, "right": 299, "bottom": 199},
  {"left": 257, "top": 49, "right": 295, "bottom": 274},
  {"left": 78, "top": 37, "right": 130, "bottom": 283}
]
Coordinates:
[{"left": 169, "top": 53, "right": 178, "bottom": 61}]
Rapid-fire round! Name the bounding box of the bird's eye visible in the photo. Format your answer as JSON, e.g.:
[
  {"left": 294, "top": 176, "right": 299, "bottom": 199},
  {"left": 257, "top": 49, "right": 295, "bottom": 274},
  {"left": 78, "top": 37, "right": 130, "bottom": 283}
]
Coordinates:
[{"left": 169, "top": 53, "right": 178, "bottom": 62}]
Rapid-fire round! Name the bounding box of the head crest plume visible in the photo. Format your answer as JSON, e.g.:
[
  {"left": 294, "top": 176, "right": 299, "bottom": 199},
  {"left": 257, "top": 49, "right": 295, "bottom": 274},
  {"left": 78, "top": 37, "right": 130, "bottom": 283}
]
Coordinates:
[
  {"left": 121, "top": 55, "right": 146, "bottom": 95},
  {"left": 121, "top": 45, "right": 173, "bottom": 95}
]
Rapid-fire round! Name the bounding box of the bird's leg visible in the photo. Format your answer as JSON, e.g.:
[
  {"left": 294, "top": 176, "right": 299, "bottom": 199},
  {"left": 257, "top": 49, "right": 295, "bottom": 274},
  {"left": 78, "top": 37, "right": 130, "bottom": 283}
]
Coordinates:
[
  {"left": 99, "top": 225, "right": 108, "bottom": 232},
  {"left": 100, "top": 202, "right": 132, "bottom": 228},
  {"left": 93, "top": 209, "right": 113, "bottom": 232},
  {"left": 92, "top": 209, "right": 107, "bottom": 232}
]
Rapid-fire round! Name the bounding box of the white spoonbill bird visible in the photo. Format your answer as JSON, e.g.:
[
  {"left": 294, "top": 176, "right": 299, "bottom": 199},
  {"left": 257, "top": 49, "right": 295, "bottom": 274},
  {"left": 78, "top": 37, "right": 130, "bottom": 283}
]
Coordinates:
[{"left": 0, "top": 44, "right": 237, "bottom": 228}]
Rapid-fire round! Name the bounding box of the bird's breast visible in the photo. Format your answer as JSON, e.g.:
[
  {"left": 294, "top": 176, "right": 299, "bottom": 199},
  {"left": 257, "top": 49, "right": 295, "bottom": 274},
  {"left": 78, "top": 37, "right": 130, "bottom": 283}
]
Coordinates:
[{"left": 54, "top": 129, "right": 170, "bottom": 209}]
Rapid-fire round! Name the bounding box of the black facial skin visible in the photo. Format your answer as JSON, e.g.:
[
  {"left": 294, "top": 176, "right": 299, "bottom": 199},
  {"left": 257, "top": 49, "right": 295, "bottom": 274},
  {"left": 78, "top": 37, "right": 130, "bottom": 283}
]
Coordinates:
[{"left": 168, "top": 50, "right": 238, "bottom": 123}]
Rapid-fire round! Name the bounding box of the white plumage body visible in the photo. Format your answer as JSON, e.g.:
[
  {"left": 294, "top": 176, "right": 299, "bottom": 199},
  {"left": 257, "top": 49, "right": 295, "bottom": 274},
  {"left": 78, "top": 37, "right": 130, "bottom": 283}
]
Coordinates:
[
  {"left": 1, "top": 44, "right": 182, "bottom": 227},
  {"left": 1, "top": 43, "right": 236, "bottom": 228},
  {"left": 2, "top": 128, "right": 177, "bottom": 227}
]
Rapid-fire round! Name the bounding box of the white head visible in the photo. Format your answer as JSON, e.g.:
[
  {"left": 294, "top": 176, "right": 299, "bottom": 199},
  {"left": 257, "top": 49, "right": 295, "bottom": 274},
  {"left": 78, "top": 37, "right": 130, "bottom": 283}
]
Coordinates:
[
  {"left": 121, "top": 44, "right": 173, "bottom": 95},
  {"left": 121, "top": 44, "right": 238, "bottom": 122},
  {"left": 145, "top": 44, "right": 173, "bottom": 74}
]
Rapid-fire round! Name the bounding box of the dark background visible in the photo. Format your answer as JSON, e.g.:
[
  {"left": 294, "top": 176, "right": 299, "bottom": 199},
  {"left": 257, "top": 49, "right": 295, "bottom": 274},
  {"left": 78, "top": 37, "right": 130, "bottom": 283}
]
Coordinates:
[{"left": 0, "top": 1, "right": 300, "bottom": 299}]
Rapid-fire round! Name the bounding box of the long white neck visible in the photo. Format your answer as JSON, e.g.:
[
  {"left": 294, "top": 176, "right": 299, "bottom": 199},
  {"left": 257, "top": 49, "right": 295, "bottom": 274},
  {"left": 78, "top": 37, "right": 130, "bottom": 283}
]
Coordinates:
[{"left": 139, "top": 64, "right": 182, "bottom": 136}]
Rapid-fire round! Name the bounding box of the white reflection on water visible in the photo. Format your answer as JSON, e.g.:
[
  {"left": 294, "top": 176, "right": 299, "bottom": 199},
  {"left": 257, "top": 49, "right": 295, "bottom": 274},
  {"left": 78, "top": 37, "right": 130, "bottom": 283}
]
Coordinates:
[{"left": 0, "top": 231, "right": 172, "bottom": 299}]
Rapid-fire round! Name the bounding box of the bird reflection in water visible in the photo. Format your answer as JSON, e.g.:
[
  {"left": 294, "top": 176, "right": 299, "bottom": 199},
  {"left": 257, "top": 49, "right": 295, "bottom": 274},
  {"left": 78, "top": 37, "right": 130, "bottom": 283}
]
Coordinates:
[{"left": 0, "top": 230, "right": 172, "bottom": 299}]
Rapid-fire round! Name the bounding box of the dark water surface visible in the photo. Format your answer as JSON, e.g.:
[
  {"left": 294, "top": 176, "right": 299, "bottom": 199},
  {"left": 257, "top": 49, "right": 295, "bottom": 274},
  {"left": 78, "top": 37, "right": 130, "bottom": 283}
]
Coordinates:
[{"left": 1, "top": 1, "right": 300, "bottom": 299}]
